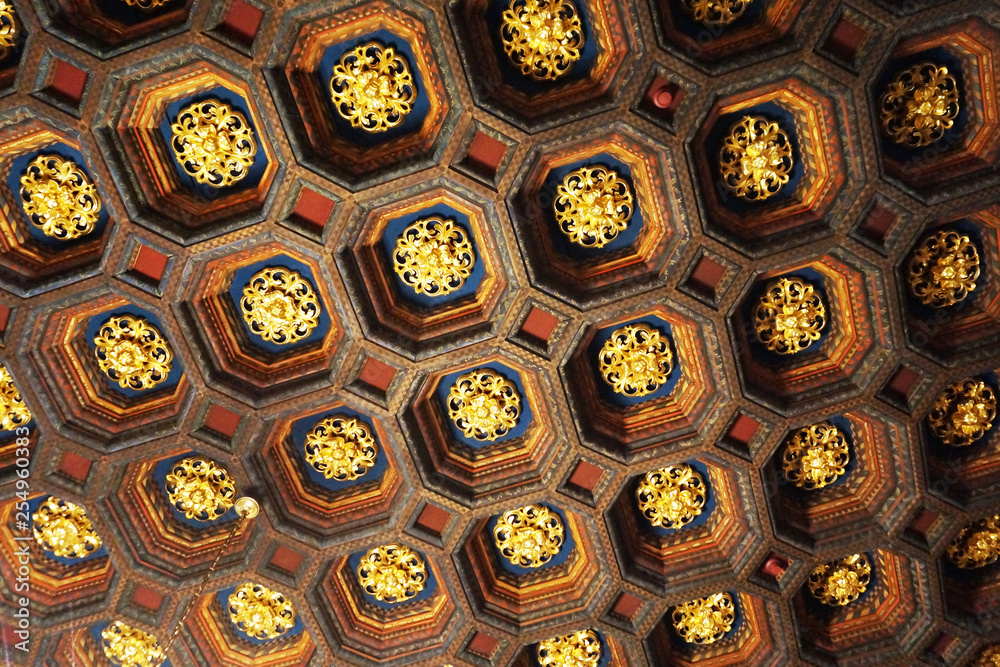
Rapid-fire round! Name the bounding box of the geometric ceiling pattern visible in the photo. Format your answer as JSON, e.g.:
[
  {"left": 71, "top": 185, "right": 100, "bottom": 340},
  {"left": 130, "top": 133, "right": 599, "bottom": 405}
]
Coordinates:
[{"left": 0, "top": 0, "right": 999, "bottom": 666}]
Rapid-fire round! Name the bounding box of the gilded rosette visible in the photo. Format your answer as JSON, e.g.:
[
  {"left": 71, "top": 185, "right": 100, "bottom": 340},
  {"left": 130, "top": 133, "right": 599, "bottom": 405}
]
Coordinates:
[
  {"left": 19, "top": 154, "right": 102, "bottom": 241},
  {"left": 170, "top": 99, "right": 257, "bottom": 188},
  {"left": 671, "top": 592, "right": 736, "bottom": 645},
  {"left": 330, "top": 42, "right": 417, "bottom": 133},
  {"left": 392, "top": 217, "right": 476, "bottom": 297},
  {"left": 356, "top": 543, "right": 427, "bottom": 603},
  {"left": 93, "top": 315, "right": 174, "bottom": 391},
  {"left": 447, "top": 369, "right": 521, "bottom": 441},
  {"left": 947, "top": 514, "right": 1000, "bottom": 569},
  {"left": 303, "top": 415, "right": 379, "bottom": 481},
  {"left": 239, "top": 267, "right": 321, "bottom": 345},
  {"left": 679, "top": 0, "right": 754, "bottom": 26},
  {"left": 493, "top": 504, "right": 565, "bottom": 568},
  {"left": 598, "top": 323, "right": 673, "bottom": 397},
  {"left": 163, "top": 456, "right": 238, "bottom": 522},
  {"left": 227, "top": 582, "right": 297, "bottom": 640},
  {"left": 782, "top": 422, "right": 850, "bottom": 490},
  {"left": 553, "top": 166, "right": 634, "bottom": 248},
  {"left": 0, "top": 363, "right": 31, "bottom": 431},
  {"left": 31, "top": 496, "right": 103, "bottom": 559},
  {"left": 0, "top": 1, "right": 16, "bottom": 61},
  {"left": 928, "top": 378, "right": 996, "bottom": 446},
  {"left": 537, "top": 629, "right": 602, "bottom": 667},
  {"left": 635, "top": 464, "right": 707, "bottom": 530},
  {"left": 101, "top": 621, "right": 165, "bottom": 667},
  {"left": 880, "top": 62, "right": 960, "bottom": 148},
  {"left": 808, "top": 553, "right": 871, "bottom": 606},
  {"left": 500, "top": 0, "right": 584, "bottom": 81},
  {"left": 719, "top": 115, "right": 794, "bottom": 201},
  {"left": 907, "top": 230, "right": 980, "bottom": 308},
  {"left": 753, "top": 277, "right": 826, "bottom": 355}
]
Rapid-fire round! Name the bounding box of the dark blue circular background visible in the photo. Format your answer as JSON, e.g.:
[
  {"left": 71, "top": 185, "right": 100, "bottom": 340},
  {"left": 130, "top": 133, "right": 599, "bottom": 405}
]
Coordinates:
[
  {"left": 85, "top": 305, "right": 183, "bottom": 399},
  {"left": 7, "top": 142, "right": 110, "bottom": 248},
  {"left": 158, "top": 86, "right": 267, "bottom": 200},
  {"left": 226, "top": 255, "right": 332, "bottom": 354},
  {"left": 318, "top": 30, "right": 431, "bottom": 146},
  {"left": 379, "top": 203, "right": 485, "bottom": 309},
  {"left": 214, "top": 584, "right": 304, "bottom": 645},
  {"left": 153, "top": 451, "right": 240, "bottom": 529},
  {"left": 289, "top": 407, "right": 387, "bottom": 493},
  {"left": 542, "top": 152, "right": 645, "bottom": 259},
  {"left": 435, "top": 362, "right": 534, "bottom": 449},
  {"left": 588, "top": 316, "right": 682, "bottom": 408},
  {"left": 708, "top": 101, "right": 805, "bottom": 212}
]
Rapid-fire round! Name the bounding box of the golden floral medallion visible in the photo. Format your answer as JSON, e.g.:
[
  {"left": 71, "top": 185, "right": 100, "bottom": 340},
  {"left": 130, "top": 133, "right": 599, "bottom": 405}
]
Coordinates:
[
  {"left": 32, "top": 496, "right": 102, "bottom": 559},
  {"left": 227, "top": 582, "right": 297, "bottom": 640},
  {"left": 93, "top": 315, "right": 174, "bottom": 391},
  {"left": 447, "top": 369, "right": 521, "bottom": 441},
  {"left": 170, "top": 99, "right": 257, "bottom": 188},
  {"left": 598, "top": 323, "right": 673, "bottom": 397},
  {"left": 880, "top": 62, "right": 960, "bottom": 148},
  {"left": 719, "top": 115, "right": 794, "bottom": 201},
  {"left": 978, "top": 646, "right": 1000, "bottom": 667},
  {"left": 907, "top": 230, "right": 979, "bottom": 308},
  {"left": 240, "top": 267, "right": 321, "bottom": 345},
  {"left": 0, "top": 363, "right": 31, "bottom": 431},
  {"left": 635, "top": 464, "right": 707, "bottom": 530},
  {"left": 0, "top": 1, "right": 16, "bottom": 61},
  {"left": 500, "top": 0, "right": 584, "bottom": 81},
  {"left": 679, "top": 0, "right": 754, "bottom": 26},
  {"left": 493, "top": 504, "right": 565, "bottom": 568},
  {"left": 101, "top": 621, "right": 165, "bottom": 667},
  {"left": 947, "top": 514, "right": 1000, "bottom": 569},
  {"left": 537, "top": 629, "right": 602, "bottom": 667},
  {"left": 672, "top": 592, "right": 736, "bottom": 645},
  {"left": 19, "top": 154, "right": 102, "bottom": 241},
  {"left": 393, "top": 217, "right": 476, "bottom": 297},
  {"left": 753, "top": 277, "right": 826, "bottom": 355},
  {"left": 330, "top": 42, "right": 417, "bottom": 133},
  {"left": 120, "top": 0, "right": 171, "bottom": 9},
  {"left": 164, "top": 456, "right": 237, "bottom": 522},
  {"left": 782, "top": 422, "right": 850, "bottom": 490},
  {"left": 304, "top": 414, "right": 379, "bottom": 481},
  {"left": 553, "top": 166, "right": 634, "bottom": 248},
  {"left": 808, "top": 553, "right": 871, "bottom": 606},
  {"left": 928, "top": 378, "right": 997, "bottom": 447},
  {"left": 356, "top": 543, "right": 428, "bottom": 604}
]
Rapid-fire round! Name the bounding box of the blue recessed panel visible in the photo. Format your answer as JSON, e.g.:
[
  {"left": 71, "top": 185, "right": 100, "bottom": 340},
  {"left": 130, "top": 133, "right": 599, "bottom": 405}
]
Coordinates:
[
  {"left": 588, "top": 316, "right": 682, "bottom": 408},
  {"left": 486, "top": 503, "right": 577, "bottom": 577},
  {"left": 289, "top": 407, "right": 387, "bottom": 492},
  {"left": 434, "top": 362, "right": 534, "bottom": 449}
]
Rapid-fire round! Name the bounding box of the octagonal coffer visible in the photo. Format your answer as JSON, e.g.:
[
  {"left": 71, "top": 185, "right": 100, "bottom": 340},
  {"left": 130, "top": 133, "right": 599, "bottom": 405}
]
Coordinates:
[
  {"left": 95, "top": 46, "right": 284, "bottom": 245},
  {"left": 400, "top": 350, "right": 566, "bottom": 505},
  {"left": 562, "top": 302, "right": 729, "bottom": 462},
  {"left": 266, "top": 0, "right": 461, "bottom": 191},
  {"left": 508, "top": 121, "right": 689, "bottom": 307},
  {"left": 690, "top": 66, "right": 862, "bottom": 256},
  {"left": 0, "top": 110, "right": 117, "bottom": 297},
  {"left": 26, "top": 288, "right": 192, "bottom": 450},
  {"left": 447, "top": 0, "right": 642, "bottom": 132},
  {"left": 247, "top": 395, "right": 410, "bottom": 545},
  {"left": 728, "top": 250, "right": 892, "bottom": 416},
  {"left": 175, "top": 234, "right": 349, "bottom": 406},
  {"left": 337, "top": 178, "right": 517, "bottom": 360},
  {"left": 870, "top": 17, "right": 1000, "bottom": 203}
]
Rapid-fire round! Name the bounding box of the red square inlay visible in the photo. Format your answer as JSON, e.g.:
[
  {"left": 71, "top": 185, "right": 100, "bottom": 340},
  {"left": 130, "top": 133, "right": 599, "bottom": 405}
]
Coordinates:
[
  {"left": 464, "top": 131, "right": 507, "bottom": 176},
  {"left": 726, "top": 414, "right": 761, "bottom": 446},
  {"left": 611, "top": 592, "right": 643, "bottom": 620},
  {"left": 860, "top": 204, "right": 897, "bottom": 243},
  {"left": 0, "top": 304, "right": 10, "bottom": 333},
  {"left": 415, "top": 504, "right": 452, "bottom": 536},
  {"left": 131, "top": 586, "right": 164, "bottom": 612},
  {"left": 761, "top": 554, "right": 789, "bottom": 579},
  {"left": 521, "top": 306, "right": 559, "bottom": 343},
  {"left": 358, "top": 357, "right": 397, "bottom": 392},
  {"left": 270, "top": 546, "right": 304, "bottom": 574},
  {"left": 825, "top": 17, "right": 868, "bottom": 61},
  {"left": 909, "top": 509, "right": 939, "bottom": 536},
  {"left": 131, "top": 245, "right": 169, "bottom": 283},
  {"left": 929, "top": 632, "right": 955, "bottom": 657},
  {"left": 886, "top": 365, "right": 919, "bottom": 401},
  {"left": 688, "top": 255, "right": 726, "bottom": 295},
  {"left": 220, "top": 0, "right": 265, "bottom": 45},
  {"left": 467, "top": 631, "right": 500, "bottom": 657},
  {"left": 567, "top": 460, "right": 604, "bottom": 493},
  {"left": 645, "top": 76, "right": 684, "bottom": 116},
  {"left": 203, "top": 404, "right": 241, "bottom": 438},
  {"left": 47, "top": 59, "right": 89, "bottom": 104},
  {"left": 57, "top": 452, "right": 92, "bottom": 483},
  {"left": 291, "top": 188, "right": 336, "bottom": 229}
]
